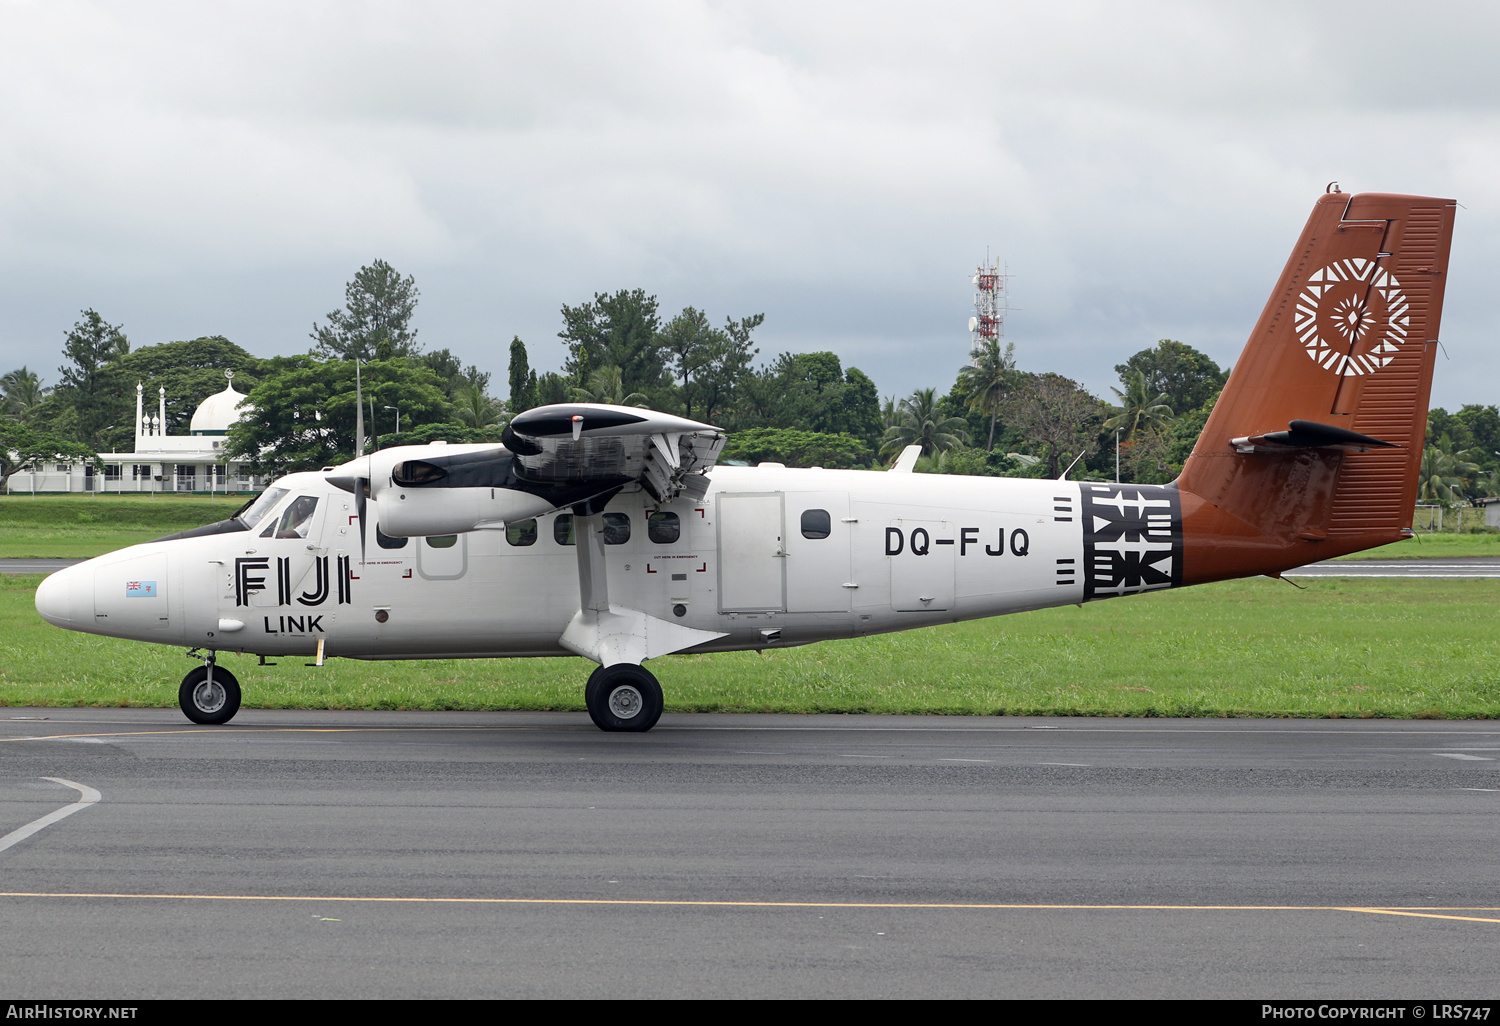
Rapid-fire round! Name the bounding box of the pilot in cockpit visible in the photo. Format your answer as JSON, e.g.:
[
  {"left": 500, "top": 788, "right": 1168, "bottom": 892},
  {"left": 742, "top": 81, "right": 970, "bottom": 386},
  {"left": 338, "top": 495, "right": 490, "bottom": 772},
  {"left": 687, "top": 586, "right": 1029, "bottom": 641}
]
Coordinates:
[{"left": 273, "top": 496, "right": 320, "bottom": 539}]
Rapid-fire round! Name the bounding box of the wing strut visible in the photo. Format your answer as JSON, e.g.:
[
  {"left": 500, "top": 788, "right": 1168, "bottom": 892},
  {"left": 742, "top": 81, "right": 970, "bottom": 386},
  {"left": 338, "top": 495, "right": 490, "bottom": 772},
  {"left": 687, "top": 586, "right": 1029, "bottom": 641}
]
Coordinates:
[{"left": 560, "top": 510, "right": 727, "bottom": 668}]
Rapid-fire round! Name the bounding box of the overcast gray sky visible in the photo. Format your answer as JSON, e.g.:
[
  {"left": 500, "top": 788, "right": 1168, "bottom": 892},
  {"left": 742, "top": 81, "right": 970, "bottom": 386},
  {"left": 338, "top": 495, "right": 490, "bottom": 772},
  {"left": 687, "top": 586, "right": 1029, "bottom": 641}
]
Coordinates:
[{"left": 2, "top": 0, "right": 1497, "bottom": 409}]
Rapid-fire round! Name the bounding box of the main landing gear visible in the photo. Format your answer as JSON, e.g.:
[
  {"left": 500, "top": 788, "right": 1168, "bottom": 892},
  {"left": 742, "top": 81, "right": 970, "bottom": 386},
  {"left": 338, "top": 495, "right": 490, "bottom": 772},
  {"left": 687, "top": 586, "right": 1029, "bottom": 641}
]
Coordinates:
[
  {"left": 585, "top": 663, "right": 663, "bottom": 732},
  {"left": 179, "top": 654, "right": 241, "bottom": 725}
]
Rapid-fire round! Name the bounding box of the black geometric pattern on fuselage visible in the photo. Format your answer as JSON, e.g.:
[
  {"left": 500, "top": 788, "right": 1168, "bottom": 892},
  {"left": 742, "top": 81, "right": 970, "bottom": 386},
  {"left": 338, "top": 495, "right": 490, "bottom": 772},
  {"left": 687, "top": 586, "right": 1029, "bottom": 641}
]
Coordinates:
[{"left": 1080, "top": 483, "right": 1183, "bottom": 600}]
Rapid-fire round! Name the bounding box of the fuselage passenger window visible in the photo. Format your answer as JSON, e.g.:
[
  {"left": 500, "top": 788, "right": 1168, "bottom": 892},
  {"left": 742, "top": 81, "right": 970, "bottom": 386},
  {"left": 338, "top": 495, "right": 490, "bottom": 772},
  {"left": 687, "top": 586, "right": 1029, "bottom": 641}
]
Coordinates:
[
  {"left": 376, "top": 523, "right": 408, "bottom": 549},
  {"left": 506, "top": 519, "right": 538, "bottom": 546},
  {"left": 554, "top": 515, "right": 575, "bottom": 546},
  {"left": 800, "top": 509, "right": 831, "bottom": 539},
  {"left": 426, "top": 535, "right": 458, "bottom": 549},
  {"left": 647, "top": 511, "right": 680, "bottom": 544},
  {"left": 603, "top": 513, "right": 631, "bottom": 545}
]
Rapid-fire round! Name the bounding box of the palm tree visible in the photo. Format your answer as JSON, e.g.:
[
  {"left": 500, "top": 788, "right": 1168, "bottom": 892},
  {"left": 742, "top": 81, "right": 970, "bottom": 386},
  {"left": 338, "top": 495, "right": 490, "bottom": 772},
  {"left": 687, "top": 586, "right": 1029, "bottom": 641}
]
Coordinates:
[
  {"left": 880, "top": 394, "right": 902, "bottom": 431},
  {"left": 570, "top": 365, "right": 648, "bottom": 408},
  {"left": 1, "top": 366, "right": 46, "bottom": 421},
  {"left": 1104, "top": 370, "right": 1174, "bottom": 442},
  {"left": 1418, "top": 444, "right": 1481, "bottom": 507},
  {"left": 957, "top": 340, "right": 1016, "bottom": 449},
  {"left": 452, "top": 385, "right": 509, "bottom": 431},
  {"left": 880, "top": 387, "right": 970, "bottom": 460}
]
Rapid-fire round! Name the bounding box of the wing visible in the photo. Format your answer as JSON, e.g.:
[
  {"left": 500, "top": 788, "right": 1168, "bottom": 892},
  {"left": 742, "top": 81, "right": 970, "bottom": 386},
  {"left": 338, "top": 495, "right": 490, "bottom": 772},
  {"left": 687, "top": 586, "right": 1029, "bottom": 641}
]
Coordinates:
[{"left": 328, "top": 404, "right": 725, "bottom": 539}]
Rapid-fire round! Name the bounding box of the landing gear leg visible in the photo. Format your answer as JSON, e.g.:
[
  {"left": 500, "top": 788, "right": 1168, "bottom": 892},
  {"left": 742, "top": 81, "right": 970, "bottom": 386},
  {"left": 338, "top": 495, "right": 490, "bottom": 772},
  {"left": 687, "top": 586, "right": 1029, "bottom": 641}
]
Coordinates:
[
  {"left": 584, "top": 664, "right": 663, "bottom": 733},
  {"left": 179, "top": 654, "right": 241, "bottom": 725}
]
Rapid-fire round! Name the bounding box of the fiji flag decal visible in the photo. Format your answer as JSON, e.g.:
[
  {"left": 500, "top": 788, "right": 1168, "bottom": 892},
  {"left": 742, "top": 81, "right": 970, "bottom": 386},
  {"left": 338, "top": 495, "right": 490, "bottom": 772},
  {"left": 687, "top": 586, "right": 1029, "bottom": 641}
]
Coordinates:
[{"left": 125, "top": 581, "right": 157, "bottom": 598}]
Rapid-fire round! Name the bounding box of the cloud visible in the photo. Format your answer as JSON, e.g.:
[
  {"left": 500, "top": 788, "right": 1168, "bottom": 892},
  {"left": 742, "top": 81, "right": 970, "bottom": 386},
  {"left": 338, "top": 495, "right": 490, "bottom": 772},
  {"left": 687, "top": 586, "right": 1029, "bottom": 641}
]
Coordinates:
[{"left": 0, "top": 0, "right": 1496, "bottom": 410}]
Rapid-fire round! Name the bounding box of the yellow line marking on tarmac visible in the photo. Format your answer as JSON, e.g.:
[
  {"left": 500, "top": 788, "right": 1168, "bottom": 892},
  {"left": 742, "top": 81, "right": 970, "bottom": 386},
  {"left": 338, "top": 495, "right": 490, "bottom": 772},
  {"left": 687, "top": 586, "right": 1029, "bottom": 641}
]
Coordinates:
[
  {"left": 0, "top": 893, "right": 1498, "bottom": 919},
  {"left": 1338, "top": 908, "right": 1500, "bottom": 925}
]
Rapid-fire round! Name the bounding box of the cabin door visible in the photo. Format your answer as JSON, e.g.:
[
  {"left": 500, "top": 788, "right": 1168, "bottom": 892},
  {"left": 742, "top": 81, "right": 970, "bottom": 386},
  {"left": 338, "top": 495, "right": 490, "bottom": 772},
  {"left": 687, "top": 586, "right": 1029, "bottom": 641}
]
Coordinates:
[
  {"left": 782, "top": 491, "right": 851, "bottom": 613},
  {"left": 717, "top": 493, "right": 785, "bottom": 612}
]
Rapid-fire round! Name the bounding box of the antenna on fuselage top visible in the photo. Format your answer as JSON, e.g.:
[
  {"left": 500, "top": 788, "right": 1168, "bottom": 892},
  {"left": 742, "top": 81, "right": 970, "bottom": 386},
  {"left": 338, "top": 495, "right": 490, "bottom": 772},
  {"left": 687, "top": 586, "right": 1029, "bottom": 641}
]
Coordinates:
[{"left": 1058, "top": 450, "right": 1087, "bottom": 481}]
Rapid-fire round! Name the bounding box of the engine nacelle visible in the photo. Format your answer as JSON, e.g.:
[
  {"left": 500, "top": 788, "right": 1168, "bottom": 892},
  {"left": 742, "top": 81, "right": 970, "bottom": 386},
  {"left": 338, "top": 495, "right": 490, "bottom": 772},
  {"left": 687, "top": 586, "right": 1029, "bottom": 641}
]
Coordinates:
[{"left": 326, "top": 442, "right": 625, "bottom": 538}]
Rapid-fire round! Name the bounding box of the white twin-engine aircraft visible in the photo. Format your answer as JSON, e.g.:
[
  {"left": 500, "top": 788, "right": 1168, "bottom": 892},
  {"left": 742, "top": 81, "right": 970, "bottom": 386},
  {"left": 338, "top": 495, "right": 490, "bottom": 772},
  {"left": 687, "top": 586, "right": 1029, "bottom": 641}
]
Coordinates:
[{"left": 36, "top": 190, "right": 1457, "bottom": 731}]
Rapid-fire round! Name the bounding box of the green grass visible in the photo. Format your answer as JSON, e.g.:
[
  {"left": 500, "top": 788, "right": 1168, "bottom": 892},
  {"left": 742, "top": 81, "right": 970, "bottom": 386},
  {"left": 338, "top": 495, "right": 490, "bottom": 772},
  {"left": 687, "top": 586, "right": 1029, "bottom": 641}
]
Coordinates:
[
  {"left": 0, "top": 494, "right": 233, "bottom": 557},
  {"left": 1336, "top": 531, "right": 1500, "bottom": 560},
  {"left": 4, "top": 573, "right": 1497, "bottom": 718}
]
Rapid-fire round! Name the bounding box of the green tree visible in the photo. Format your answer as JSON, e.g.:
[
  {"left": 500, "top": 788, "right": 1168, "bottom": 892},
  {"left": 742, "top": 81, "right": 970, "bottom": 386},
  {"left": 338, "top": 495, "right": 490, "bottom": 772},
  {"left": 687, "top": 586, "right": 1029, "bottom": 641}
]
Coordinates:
[
  {"left": 957, "top": 339, "right": 1017, "bottom": 449},
  {"left": 1418, "top": 442, "right": 1481, "bottom": 508},
  {"left": 1451, "top": 404, "right": 1500, "bottom": 480},
  {"left": 56, "top": 309, "right": 129, "bottom": 447},
  {"left": 311, "top": 259, "right": 421, "bottom": 361},
  {"left": 880, "top": 387, "right": 970, "bottom": 460},
  {"left": 1115, "top": 339, "right": 1226, "bottom": 416},
  {"left": 534, "top": 371, "right": 571, "bottom": 407},
  {"left": 0, "top": 421, "right": 97, "bottom": 490},
  {"left": 94, "top": 336, "right": 262, "bottom": 450},
  {"left": 420, "top": 348, "right": 464, "bottom": 396},
  {"left": 1104, "top": 369, "right": 1175, "bottom": 443},
  {"left": 1006, "top": 373, "right": 1108, "bottom": 478},
  {"left": 733, "top": 352, "right": 882, "bottom": 440},
  {"left": 451, "top": 385, "right": 508, "bottom": 431},
  {"left": 226, "top": 357, "right": 449, "bottom": 475},
  {"left": 559, "top": 289, "right": 666, "bottom": 396},
  {"left": 0, "top": 366, "right": 47, "bottom": 422},
  {"left": 660, "top": 307, "right": 762, "bottom": 423},
  {"left": 570, "top": 365, "right": 648, "bottom": 407},
  {"left": 721, "top": 428, "right": 871, "bottom": 468},
  {"left": 508, "top": 337, "right": 537, "bottom": 414}
]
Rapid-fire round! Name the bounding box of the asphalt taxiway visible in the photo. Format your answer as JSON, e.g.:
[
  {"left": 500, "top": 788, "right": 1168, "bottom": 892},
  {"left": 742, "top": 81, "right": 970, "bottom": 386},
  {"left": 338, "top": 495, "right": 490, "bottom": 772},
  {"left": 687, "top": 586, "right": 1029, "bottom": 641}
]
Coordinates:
[{"left": 1, "top": 709, "right": 1497, "bottom": 998}]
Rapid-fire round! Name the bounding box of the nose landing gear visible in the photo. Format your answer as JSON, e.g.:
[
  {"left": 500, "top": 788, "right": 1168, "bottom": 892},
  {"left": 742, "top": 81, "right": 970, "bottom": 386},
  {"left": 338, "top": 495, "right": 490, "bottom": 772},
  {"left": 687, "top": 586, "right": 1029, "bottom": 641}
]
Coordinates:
[
  {"left": 179, "top": 654, "right": 241, "bottom": 725},
  {"left": 584, "top": 663, "right": 663, "bottom": 732}
]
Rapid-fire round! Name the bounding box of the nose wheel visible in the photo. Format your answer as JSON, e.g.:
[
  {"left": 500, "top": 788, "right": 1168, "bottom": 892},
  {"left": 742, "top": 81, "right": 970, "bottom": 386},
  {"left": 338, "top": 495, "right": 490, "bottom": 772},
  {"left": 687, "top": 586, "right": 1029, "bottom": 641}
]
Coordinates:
[
  {"left": 179, "top": 664, "right": 241, "bottom": 725},
  {"left": 584, "top": 664, "right": 663, "bottom": 732}
]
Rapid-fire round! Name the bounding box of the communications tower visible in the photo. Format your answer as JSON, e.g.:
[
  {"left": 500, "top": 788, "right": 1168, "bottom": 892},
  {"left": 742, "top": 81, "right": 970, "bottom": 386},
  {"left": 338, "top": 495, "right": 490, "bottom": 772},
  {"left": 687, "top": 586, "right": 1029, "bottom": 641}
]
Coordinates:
[{"left": 968, "top": 257, "right": 1012, "bottom": 346}]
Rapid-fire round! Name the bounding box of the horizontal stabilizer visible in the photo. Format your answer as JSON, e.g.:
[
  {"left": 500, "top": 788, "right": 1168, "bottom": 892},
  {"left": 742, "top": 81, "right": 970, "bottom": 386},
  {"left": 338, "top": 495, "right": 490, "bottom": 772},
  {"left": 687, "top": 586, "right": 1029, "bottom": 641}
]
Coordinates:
[{"left": 1231, "top": 420, "right": 1399, "bottom": 453}]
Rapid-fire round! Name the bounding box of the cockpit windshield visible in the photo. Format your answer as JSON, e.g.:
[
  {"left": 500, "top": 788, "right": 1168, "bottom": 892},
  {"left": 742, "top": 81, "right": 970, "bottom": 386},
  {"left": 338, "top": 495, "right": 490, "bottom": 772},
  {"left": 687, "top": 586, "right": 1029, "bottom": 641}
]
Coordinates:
[{"left": 234, "top": 487, "right": 289, "bottom": 530}]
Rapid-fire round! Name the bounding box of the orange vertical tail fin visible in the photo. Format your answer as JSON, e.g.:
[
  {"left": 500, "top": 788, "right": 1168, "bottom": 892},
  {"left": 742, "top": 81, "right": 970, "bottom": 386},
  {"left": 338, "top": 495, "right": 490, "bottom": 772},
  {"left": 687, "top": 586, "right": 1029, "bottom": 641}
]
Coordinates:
[{"left": 1176, "top": 191, "right": 1457, "bottom": 583}]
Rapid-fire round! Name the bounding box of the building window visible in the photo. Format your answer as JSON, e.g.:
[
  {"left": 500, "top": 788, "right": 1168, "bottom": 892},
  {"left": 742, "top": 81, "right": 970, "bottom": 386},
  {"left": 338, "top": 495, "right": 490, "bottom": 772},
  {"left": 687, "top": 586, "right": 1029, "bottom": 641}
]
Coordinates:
[
  {"left": 208, "top": 465, "right": 225, "bottom": 486},
  {"left": 647, "top": 511, "right": 680, "bottom": 544},
  {"left": 506, "top": 519, "right": 538, "bottom": 546},
  {"left": 104, "top": 464, "right": 122, "bottom": 481},
  {"left": 175, "top": 465, "right": 196, "bottom": 490},
  {"left": 55, "top": 464, "right": 71, "bottom": 473}
]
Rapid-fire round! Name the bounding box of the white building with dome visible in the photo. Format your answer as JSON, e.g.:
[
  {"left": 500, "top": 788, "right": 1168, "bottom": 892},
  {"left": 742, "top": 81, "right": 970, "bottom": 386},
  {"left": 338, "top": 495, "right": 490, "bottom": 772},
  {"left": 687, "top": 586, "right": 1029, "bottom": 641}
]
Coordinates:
[{"left": 7, "top": 371, "right": 266, "bottom": 494}]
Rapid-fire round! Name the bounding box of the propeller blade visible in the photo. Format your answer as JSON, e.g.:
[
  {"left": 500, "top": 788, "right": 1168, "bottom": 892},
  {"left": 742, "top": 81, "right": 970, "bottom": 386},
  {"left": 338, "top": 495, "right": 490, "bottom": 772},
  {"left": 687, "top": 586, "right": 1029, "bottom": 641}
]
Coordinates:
[{"left": 355, "top": 477, "right": 369, "bottom": 563}]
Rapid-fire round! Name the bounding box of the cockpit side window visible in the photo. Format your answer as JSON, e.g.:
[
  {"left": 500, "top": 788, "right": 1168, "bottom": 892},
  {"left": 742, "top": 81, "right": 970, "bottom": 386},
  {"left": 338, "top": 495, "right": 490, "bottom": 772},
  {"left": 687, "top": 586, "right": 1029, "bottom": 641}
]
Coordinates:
[{"left": 271, "top": 496, "right": 320, "bottom": 540}]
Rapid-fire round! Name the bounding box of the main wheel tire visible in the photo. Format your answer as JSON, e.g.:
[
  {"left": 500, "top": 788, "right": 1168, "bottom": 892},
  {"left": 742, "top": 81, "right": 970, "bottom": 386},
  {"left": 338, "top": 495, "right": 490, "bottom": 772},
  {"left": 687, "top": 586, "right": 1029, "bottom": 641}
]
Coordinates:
[
  {"left": 178, "top": 665, "right": 241, "bottom": 725},
  {"left": 584, "top": 664, "right": 663, "bottom": 733}
]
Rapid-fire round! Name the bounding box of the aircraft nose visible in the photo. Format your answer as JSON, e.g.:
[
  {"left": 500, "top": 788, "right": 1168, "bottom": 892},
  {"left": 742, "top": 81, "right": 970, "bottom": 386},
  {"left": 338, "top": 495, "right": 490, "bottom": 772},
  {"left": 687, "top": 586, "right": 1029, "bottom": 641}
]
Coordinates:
[{"left": 34, "top": 563, "right": 89, "bottom": 626}]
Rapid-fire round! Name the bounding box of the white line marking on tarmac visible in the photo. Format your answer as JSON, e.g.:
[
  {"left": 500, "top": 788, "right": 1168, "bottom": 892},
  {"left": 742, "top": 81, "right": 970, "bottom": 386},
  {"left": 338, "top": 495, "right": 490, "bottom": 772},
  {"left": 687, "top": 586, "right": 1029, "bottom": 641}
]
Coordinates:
[
  {"left": 0, "top": 778, "right": 101, "bottom": 854},
  {"left": 940, "top": 758, "right": 993, "bottom": 763},
  {"left": 1458, "top": 788, "right": 1500, "bottom": 792},
  {"left": 1039, "top": 762, "right": 1092, "bottom": 767},
  {"left": 1434, "top": 753, "right": 1494, "bottom": 761}
]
